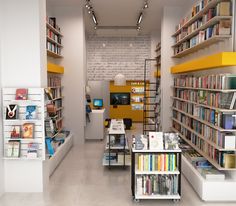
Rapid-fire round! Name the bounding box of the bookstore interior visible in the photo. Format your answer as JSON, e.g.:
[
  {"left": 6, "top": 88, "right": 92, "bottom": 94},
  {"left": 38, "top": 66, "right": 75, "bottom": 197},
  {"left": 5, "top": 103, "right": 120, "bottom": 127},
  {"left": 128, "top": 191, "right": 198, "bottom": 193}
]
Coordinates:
[{"left": 1, "top": 0, "right": 236, "bottom": 205}]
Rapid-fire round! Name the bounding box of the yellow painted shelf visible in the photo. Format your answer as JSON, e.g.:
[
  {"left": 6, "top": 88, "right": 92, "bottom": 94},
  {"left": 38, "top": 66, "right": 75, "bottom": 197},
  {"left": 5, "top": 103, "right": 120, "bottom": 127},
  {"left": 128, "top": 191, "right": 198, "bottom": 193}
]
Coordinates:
[
  {"left": 47, "top": 63, "right": 64, "bottom": 74},
  {"left": 171, "top": 52, "right": 236, "bottom": 74},
  {"left": 154, "top": 70, "right": 161, "bottom": 77}
]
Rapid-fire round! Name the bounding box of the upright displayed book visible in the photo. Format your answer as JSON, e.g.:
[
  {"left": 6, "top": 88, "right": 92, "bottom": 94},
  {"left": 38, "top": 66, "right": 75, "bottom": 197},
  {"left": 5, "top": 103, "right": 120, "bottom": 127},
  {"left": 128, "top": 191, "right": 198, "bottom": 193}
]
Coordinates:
[{"left": 131, "top": 132, "right": 182, "bottom": 202}]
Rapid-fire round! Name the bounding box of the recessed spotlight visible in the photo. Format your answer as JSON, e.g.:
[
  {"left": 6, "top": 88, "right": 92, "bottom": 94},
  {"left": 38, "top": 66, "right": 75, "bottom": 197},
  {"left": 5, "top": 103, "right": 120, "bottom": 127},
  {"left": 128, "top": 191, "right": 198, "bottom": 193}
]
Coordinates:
[{"left": 137, "top": 12, "right": 143, "bottom": 25}]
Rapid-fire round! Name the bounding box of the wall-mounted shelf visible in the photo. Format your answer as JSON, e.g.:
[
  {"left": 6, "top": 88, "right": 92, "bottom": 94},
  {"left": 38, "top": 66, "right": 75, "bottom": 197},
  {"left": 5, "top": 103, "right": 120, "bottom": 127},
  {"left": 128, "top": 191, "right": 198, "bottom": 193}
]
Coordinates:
[
  {"left": 47, "top": 50, "right": 63, "bottom": 59},
  {"left": 172, "top": 35, "right": 231, "bottom": 58},
  {"left": 46, "top": 22, "right": 63, "bottom": 37},
  {"left": 173, "top": 16, "right": 232, "bottom": 47},
  {"left": 47, "top": 63, "right": 64, "bottom": 74},
  {"left": 172, "top": 0, "right": 222, "bottom": 37},
  {"left": 171, "top": 52, "right": 236, "bottom": 73},
  {"left": 47, "top": 36, "right": 63, "bottom": 47}
]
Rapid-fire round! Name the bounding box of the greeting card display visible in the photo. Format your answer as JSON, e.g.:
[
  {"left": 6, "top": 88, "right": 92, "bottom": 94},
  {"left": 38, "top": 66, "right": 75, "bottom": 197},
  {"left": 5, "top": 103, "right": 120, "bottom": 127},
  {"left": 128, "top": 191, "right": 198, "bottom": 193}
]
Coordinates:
[{"left": 6, "top": 104, "right": 18, "bottom": 120}]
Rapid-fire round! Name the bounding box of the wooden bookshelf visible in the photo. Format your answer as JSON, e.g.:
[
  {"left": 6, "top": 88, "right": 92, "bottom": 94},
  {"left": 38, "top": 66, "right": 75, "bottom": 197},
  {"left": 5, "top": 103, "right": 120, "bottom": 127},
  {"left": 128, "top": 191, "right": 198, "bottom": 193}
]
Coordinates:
[
  {"left": 46, "top": 22, "right": 63, "bottom": 37},
  {"left": 47, "top": 63, "right": 64, "bottom": 74},
  {"left": 47, "top": 36, "right": 63, "bottom": 47},
  {"left": 172, "top": 85, "right": 236, "bottom": 93},
  {"left": 172, "top": 35, "right": 231, "bottom": 58},
  {"left": 47, "top": 50, "right": 63, "bottom": 59}
]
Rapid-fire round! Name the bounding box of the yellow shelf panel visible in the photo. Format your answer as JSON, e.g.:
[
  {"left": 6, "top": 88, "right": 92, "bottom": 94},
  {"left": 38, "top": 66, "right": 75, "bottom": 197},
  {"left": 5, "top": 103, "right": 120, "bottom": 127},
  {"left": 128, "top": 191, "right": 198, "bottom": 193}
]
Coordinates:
[
  {"left": 47, "top": 63, "right": 64, "bottom": 74},
  {"left": 171, "top": 52, "right": 236, "bottom": 74},
  {"left": 154, "top": 70, "right": 161, "bottom": 77}
]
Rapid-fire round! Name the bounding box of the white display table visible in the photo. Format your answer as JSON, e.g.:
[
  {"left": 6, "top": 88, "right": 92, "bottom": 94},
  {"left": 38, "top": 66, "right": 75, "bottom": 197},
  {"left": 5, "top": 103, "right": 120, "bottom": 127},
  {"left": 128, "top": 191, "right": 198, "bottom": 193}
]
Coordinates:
[{"left": 85, "top": 109, "right": 105, "bottom": 140}]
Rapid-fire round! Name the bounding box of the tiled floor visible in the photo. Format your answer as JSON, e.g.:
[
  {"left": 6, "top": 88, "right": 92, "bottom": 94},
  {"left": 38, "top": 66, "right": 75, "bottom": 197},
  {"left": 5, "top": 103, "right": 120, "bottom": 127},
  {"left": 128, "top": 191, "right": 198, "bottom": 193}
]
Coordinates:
[{"left": 0, "top": 124, "right": 236, "bottom": 206}]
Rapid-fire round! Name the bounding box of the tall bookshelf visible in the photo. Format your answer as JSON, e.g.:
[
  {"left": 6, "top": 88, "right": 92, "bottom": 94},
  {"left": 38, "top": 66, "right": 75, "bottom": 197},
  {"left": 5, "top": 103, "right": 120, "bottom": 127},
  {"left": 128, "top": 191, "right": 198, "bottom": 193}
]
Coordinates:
[
  {"left": 172, "top": 0, "right": 232, "bottom": 58},
  {"left": 171, "top": 53, "right": 236, "bottom": 200},
  {"left": 46, "top": 16, "right": 63, "bottom": 58}
]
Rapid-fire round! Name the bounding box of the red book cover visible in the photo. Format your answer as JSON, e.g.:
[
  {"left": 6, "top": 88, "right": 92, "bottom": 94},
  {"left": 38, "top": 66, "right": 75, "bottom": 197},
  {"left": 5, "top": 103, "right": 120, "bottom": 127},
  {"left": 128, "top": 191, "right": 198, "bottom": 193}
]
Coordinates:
[{"left": 15, "top": 88, "right": 28, "bottom": 100}]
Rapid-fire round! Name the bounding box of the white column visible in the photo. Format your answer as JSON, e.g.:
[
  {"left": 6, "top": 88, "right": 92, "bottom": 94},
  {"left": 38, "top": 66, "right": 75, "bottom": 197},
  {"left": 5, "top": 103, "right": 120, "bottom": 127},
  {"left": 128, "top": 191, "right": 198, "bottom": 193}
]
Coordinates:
[
  {"left": 160, "top": 7, "right": 183, "bottom": 132},
  {"left": 0, "top": 0, "right": 47, "bottom": 192},
  {"left": 49, "top": 4, "right": 86, "bottom": 145}
]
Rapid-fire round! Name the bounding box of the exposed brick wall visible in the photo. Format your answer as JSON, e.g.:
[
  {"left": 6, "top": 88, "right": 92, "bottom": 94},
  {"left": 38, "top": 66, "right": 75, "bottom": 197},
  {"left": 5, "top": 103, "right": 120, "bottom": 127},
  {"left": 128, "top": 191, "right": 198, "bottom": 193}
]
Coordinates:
[{"left": 87, "top": 36, "right": 151, "bottom": 81}]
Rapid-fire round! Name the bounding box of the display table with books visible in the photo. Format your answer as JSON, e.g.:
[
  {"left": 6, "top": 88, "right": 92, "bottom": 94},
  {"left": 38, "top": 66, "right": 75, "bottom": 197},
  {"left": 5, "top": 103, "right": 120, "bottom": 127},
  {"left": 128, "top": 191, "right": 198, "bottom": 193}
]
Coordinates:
[
  {"left": 131, "top": 132, "right": 182, "bottom": 202},
  {"left": 103, "top": 119, "right": 130, "bottom": 167}
]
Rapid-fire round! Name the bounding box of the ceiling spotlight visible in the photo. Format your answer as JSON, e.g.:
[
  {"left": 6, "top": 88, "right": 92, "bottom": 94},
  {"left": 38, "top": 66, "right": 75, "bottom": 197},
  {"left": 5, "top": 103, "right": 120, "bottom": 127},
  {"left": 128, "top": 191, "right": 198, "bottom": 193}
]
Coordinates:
[
  {"left": 144, "top": 1, "right": 148, "bottom": 9},
  {"left": 92, "top": 12, "right": 98, "bottom": 25},
  {"left": 88, "top": 9, "right": 92, "bottom": 14},
  {"left": 137, "top": 26, "right": 141, "bottom": 31},
  {"left": 94, "top": 26, "right": 97, "bottom": 30},
  {"left": 137, "top": 12, "right": 143, "bottom": 25}
]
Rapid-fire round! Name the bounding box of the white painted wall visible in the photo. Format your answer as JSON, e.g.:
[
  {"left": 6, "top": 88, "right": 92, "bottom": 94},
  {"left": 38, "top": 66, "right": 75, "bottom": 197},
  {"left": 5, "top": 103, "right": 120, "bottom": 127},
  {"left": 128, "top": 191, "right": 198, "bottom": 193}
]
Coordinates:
[
  {"left": 48, "top": 4, "right": 86, "bottom": 145},
  {"left": 1, "top": 0, "right": 47, "bottom": 87},
  {"left": 0, "top": 0, "right": 4, "bottom": 196},
  {"left": 161, "top": 7, "right": 183, "bottom": 132},
  {"left": 0, "top": 0, "right": 47, "bottom": 192}
]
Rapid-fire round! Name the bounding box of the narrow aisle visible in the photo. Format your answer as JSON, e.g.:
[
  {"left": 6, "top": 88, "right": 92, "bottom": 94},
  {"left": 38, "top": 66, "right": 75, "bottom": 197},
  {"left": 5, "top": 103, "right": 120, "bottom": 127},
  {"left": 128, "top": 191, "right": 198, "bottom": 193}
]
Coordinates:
[{"left": 0, "top": 124, "right": 236, "bottom": 206}]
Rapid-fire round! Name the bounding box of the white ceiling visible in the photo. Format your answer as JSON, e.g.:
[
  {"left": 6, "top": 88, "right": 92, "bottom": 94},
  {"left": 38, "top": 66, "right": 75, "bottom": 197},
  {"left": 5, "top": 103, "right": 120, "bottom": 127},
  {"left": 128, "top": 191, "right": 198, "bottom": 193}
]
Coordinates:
[{"left": 47, "top": 0, "right": 196, "bottom": 35}]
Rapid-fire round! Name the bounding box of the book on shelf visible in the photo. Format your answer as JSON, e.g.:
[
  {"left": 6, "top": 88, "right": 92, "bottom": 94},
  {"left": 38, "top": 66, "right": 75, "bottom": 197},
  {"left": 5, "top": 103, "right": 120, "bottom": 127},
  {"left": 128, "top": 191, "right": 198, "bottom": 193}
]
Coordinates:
[
  {"left": 6, "top": 140, "right": 21, "bottom": 158},
  {"left": 136, "top": 174, "right": 179, "bottom": 196},
  {"left": 137, "top": 154, "right": 177, "bottom": 172},
  {"left": 224, "top": 153, "right": 236, "bottom": 168},
  {"left": 6, "top": 104, "right": 18, "bottom": 120},
  {"left": 197, "top": 168, "right": 225, "bottom": 180},
  {"left": 10, "top": 125, "right": 21, "bottom": 138},
  {"left": 216, "top": 1, "right": 231, "bottom": 16},
  {"left": 45, "top": 137, "right": 55, "bottom": 156},
  {"left": 15, "top": 88, "right": 28, "bottom": 100},
  {"left": 25, "top": 105, "right": 37, "bottom": 120},
  {"left": 22, "top": 123, "right": 34, "bottom": 139}
]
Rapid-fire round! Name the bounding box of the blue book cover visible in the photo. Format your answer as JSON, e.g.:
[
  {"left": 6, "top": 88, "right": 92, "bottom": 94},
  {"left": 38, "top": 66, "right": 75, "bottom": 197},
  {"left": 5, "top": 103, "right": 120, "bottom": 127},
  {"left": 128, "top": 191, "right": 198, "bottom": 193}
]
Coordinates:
[
  {"left": 25, "top": 105, "right": 37, "bottom": 119},
  {"left": 45, "top": 137, "right": 54, "bottom": 156}
]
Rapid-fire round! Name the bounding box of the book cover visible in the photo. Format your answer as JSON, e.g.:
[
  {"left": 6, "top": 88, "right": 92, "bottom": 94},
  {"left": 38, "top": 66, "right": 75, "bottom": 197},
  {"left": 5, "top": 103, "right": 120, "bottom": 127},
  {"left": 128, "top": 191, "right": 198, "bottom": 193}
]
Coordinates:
[
  {"left": 149, "top": 132, "right": 164, "bottom": 150},
  {"left": 25, "top": 105, "right": 37, "bottom": 120},
  {"left": 22, "top": 123, "right": 34, "bottom": 138},
  {"left": 224, "top": 154, "right": 236, "bottom": 168},
  {"left": 219, "top": 20, "right": 231, "bottom": 35},
  {"left": 7, "top": 140, "right": 21, "bottom": 158},
  {"left": 45, "top": 88, "right": 54, "bottom": 100},
  {"left": 15, "top": 88, "right": 28, "bottom": 100},
  {"left": 6, "top": 104, "right": 18, "bottom": 120},
  {"left": 10, "top": 125, "right": 21, "bottom": 138},
  {"left": 224, "top": 134, "right": 236, "bottom": 149},
  {"left": 27, "top": 143, "right": 38, "bottom": 158}
]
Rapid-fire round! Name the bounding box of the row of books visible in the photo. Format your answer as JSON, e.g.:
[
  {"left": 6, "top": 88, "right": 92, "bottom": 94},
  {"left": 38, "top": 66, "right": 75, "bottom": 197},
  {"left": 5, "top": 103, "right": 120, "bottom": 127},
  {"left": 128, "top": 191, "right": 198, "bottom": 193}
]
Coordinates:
[
  {"left": 8, "top": 123, "right": 35, "bottom": 139},
  {"left": 174, "top": 89, "right": 236, "bottom": 109},
  {"left": 132, "top": 104, "right": 143, "bottom": 111},
  {"left": 136, "top": 175, "right": 179, "bottom": 196},
  {"left": 131, "top": 87, "right": 144, "bottom": 94},
  {"left": 174, "top": 0, "right": 231, "bottom": 32},
  {"left": 175, "top": 2, "right": 231, "bottom": 42},
  {"left": 137, "top": 154, "right": 177, "bottom": 172},
  {"left": 173, "top": 110, "right": 236, "bottom": 149},
  {"left": 47, "top": 29, "right": 62, "bottom": 44},
  {"left": 6, "top": 104, "right": 38, "bottom": 120},
  {"left": 6, "top": 140, "right": 39, "bottom": 158},
  {"left": 46, "top": 16, "right": 61, "bottom": 32},
  {"left": 174, "top": 21, "right": 230, "bottom": 55},
  {"left": 183, "top": 150, "right": 225, "bottom": 180},
  {"left": 131, "top": 96, "right": 143, "bottom": 103},
  {"left": 174, "top": 74, "right": 236, "bottom": 90},
  {"left": 173, "top": 121, "right": 236, "bottom": 168},
  {"left": 48, "top": 75, "right": 62, "bottom": 87},
  {"left": 173, "top": 100, "right": 236, "bottom": 129},
  {"left": 47, "top": 41, "right": 62, "bottom": 55}
]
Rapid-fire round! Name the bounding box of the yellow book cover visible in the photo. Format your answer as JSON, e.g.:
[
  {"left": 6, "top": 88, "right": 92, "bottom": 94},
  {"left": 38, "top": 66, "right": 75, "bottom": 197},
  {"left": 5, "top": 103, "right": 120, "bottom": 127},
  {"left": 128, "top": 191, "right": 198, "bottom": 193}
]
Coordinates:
[
  {"left": 218, "top": 2, "right": 230, "bottom": 16},
  {"left": 165, "top": 154, "right": 169, "bottom": 171},
  {"left": 157, "top": 155, "right": 161, "bottom": 171},
  {"left": 224, "top": 154, "right": 236, "bottom": 168}
]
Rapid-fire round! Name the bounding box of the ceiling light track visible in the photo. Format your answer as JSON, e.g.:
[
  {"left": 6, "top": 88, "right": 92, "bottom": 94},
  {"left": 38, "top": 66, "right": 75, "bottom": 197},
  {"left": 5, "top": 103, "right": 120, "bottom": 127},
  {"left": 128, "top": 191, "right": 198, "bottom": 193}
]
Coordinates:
[
  {"left": 85, "top": 0, "right": 98, "bottom": 27},
  {"left": 136, "top": 0, "right": 149, "bottom": 31}
]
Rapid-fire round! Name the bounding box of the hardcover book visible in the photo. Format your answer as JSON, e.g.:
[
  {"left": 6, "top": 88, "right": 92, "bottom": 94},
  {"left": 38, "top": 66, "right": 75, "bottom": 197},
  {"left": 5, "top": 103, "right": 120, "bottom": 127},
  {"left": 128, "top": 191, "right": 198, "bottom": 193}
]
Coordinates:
[
  {"left": 25, "top": 105, "right": 37, "bottom": 120},
  {"left": 22, "top": 123, "right": 34, "bottom": 138},
  {"left": 6, "top": 104, "right": 18, "bottom": 120},
  {"left": 15, "top": 88, "right": 28, "bottom": 100},
  {"left": 10, "top": 125, "right": 21, "bottom": 138},
  {"left": 149, "top": 132, "right": 164, "bottom": 150}
]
